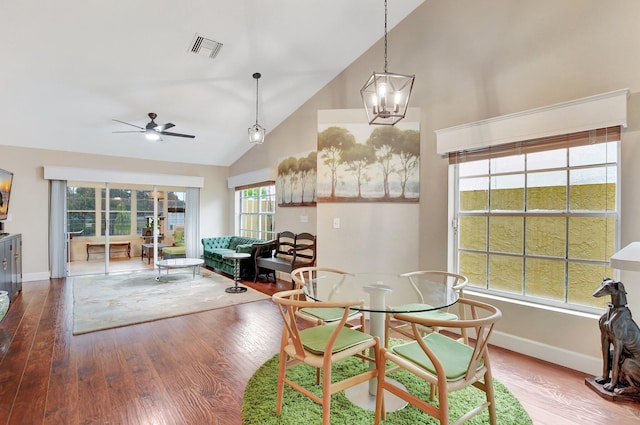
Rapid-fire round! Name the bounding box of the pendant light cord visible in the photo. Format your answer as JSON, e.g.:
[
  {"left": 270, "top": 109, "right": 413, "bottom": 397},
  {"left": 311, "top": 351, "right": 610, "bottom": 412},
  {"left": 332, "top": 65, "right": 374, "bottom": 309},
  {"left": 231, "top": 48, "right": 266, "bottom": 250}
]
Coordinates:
[
  {"left": 253, "top": 72, "right": 261, "bottom": 126},
  {"left": 383, "top": 0, "right": 388, "bottom": 73}
]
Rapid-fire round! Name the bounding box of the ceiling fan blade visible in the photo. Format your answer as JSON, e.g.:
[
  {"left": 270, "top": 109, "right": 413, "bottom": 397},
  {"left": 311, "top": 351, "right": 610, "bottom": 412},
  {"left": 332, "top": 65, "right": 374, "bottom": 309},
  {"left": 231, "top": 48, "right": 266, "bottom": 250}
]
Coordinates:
[
  {"left": 113, "top": 119, "right": 144, "bottom": 130},
  {"left": 161, "top": 131, "right": 195, "bottom": 139},
  {"left": 155, "top": 123, "right": 175, "bottom": 132}
]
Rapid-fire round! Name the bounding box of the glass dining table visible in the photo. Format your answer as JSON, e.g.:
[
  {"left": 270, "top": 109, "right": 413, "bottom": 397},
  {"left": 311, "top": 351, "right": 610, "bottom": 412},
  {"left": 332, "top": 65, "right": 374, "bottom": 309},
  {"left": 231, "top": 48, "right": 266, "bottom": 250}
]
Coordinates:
[{"left": 302, "top": 271, "right": 460, "bottom": 411}]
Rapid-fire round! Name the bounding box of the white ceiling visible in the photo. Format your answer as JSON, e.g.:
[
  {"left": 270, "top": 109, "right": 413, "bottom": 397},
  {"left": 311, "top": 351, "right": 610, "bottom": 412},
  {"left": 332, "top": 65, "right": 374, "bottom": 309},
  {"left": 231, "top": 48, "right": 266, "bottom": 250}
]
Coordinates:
[{"left": 0, "top": 0, "right": 424, "bottom": 167}]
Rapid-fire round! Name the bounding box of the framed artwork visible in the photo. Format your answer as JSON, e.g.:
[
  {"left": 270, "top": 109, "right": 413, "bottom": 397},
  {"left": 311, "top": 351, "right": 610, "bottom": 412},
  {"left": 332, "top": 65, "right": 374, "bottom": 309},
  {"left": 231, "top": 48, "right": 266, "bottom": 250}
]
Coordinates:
[
  {"left": 276, "top": 151, "right": 317, "bottom": 207},
  {"left": 317, "top": 108, "right": 420, "bottom": 203}
]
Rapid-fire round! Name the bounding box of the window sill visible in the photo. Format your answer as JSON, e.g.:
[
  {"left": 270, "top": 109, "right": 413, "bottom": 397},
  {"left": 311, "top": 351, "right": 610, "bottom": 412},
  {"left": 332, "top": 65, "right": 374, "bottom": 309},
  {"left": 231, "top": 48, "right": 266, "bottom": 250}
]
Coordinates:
[{"left": 465, "top": 289, "right": 602, "bottom": 321}]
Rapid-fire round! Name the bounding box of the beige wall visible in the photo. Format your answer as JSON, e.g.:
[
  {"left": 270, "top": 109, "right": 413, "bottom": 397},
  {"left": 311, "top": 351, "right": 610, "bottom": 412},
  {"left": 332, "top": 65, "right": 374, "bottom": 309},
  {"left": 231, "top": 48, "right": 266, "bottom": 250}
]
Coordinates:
[
  {"left": 229, "top": 0, "right": 640, "bottom": 374},
  {"left": 0, "top": 145, "right": 230, "bottom": 279}
]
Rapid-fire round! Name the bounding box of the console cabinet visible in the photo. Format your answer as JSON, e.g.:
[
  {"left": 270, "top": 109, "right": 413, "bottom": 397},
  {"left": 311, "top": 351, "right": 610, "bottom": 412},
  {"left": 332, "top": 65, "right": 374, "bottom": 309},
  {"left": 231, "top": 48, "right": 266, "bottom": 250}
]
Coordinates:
[{"left": 0, "top": 234, "right": 22, "bottom": 301}]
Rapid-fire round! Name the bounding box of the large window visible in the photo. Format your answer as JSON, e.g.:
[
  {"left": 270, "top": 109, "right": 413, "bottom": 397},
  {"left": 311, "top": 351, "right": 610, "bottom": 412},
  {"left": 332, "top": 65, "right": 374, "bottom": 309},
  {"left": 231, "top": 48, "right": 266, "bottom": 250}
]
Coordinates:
[
  {"left": 237, "top": 183, "right": 276, "bottom": 240},
  {"left": 452, "top": 129, "right": 619, "bottom": 311},
  {"left": 135, "top": 190, "right": 185, "bottom": 235},
  {"left": 67, "top": 185, "right": 186, "bottom": 238},
  {"left": 165, "top": 191, "right": 186, "bottom": 232},
  {"left": 101, "top": 188, "right": 132, "bottom": 236},
  {"left": 67, "top": 186, "right": 96, "bottom": 236}
]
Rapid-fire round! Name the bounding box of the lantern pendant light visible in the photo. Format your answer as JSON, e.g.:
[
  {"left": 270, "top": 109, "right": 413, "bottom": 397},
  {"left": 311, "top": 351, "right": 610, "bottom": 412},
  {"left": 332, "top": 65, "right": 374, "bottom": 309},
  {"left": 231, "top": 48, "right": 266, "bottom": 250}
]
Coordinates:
[
  {"left": 248, "top": 72, "right": 266, "bottom": 144},
  {"left": 360, "top": 0, "right": 415, "bottom": 125}
]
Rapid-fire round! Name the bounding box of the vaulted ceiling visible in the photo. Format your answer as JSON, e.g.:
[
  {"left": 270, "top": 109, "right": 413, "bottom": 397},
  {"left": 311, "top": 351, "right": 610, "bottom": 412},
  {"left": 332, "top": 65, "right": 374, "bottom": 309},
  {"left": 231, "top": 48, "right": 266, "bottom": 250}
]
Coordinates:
[{"left": 0, "top": 0, "right": 424, "bottom": 166}]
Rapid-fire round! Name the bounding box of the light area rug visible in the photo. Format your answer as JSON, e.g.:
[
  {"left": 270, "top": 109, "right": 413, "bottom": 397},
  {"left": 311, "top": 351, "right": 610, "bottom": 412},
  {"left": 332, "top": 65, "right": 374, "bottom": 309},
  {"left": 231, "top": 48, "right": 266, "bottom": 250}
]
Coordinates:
[{"left": 72, "top": 269, "right": 270, "bottom": 335}]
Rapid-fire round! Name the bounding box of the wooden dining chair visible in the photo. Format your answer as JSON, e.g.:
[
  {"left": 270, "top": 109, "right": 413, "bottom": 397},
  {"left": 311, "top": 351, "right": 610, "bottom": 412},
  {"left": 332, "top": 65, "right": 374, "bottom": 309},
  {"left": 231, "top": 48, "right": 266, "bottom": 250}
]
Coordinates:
[
  {"left": 272, "top": 289, "right": 379, "bottom": 425},
  {"left": 375, "top": 297, "right": 502, "bottom": 425},
  {"left": 291, "top": 266, "right": 366, "bottom": 332},
  {"left": 385, "top": 270, "right": 468, "bottom": 348}
]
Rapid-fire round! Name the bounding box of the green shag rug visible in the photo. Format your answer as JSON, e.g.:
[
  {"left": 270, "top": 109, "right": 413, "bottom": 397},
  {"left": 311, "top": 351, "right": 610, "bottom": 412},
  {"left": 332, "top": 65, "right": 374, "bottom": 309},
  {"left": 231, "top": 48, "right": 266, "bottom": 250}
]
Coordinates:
[{"left": 242, "top": 348, "right": 532, "bottom": 425}]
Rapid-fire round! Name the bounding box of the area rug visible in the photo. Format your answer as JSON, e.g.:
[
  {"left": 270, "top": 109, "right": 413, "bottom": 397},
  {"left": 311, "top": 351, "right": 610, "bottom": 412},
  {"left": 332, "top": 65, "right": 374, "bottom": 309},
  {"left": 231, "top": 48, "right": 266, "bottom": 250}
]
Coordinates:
[
  {"left": 72, "top": 269, "right": 270, "bottom": 335},
  {"left": 242, "top": 349, "right": 532, "bottom": 424}
]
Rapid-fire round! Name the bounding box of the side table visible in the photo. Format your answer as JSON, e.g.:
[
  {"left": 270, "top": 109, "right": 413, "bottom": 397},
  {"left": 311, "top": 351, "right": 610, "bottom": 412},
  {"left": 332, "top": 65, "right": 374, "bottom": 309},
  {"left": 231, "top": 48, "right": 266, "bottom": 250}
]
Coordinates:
[
  {"left": 141, "top": 243, "right": 168, "bottom": 264},
  {"left": 223, "top": 252, "right": 250, "bottom": 293}
]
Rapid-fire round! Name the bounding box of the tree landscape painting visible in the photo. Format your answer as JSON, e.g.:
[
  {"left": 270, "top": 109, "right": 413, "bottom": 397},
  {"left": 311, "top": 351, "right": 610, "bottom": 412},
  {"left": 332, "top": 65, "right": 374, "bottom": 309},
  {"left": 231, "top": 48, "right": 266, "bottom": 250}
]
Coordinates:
[
  {"left": 317, "top": 108, "right": 420, "bottom": 203},
  {"left": 276, "top": 151, "right": 317, "bottom": 207}
]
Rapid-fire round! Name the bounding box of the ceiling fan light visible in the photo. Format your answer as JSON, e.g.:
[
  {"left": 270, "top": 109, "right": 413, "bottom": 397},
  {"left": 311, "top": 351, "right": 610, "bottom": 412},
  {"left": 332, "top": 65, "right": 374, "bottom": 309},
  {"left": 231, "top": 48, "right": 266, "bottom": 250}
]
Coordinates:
[{"left": 145, "top": 130, "right": 161, "bottom": 141}]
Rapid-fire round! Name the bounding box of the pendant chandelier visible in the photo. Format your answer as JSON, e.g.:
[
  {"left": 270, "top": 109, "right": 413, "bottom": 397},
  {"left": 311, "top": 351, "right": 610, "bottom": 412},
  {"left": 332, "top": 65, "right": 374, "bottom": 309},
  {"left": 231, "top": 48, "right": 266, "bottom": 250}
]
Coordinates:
[
  {"left": 360, "top": 0, "right": 415, "bottom": 126},
  {"left": 248, "top": 72, "right": 266, "bottom": 144}
]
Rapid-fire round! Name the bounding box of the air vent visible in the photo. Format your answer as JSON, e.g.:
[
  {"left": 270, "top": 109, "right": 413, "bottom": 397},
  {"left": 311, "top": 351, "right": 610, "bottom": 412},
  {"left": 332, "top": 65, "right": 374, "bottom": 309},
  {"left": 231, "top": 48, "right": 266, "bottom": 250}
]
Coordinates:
[{"left": 189, "top": 34, "right": 223, "bottom": 59}]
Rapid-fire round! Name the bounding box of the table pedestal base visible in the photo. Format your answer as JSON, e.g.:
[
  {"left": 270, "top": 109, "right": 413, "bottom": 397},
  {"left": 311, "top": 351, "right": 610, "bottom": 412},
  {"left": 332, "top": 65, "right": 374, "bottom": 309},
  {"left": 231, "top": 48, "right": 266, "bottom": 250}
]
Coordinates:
[
  {"left": 344, "top": 377, "right": 408, "bottom": 412},
  {"left": 224, "top": 253, "right": 250, "bottom": 294},
  {"left": 225, "top": 286, "right": 248, "bottom": 293}
]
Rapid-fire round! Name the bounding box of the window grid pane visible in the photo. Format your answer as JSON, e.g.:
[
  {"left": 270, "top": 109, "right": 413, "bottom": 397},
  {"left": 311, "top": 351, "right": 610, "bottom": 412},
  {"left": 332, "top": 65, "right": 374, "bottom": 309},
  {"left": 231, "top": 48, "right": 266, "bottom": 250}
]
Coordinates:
[
  {"left": 237, "top": 184, "right": 276, "bottom": 241},
  {"left": 456, "top": 141, "right": 618, "bottom": 311},
  {"left": 67, "top": 187, "right": 97, "bottom": 236}
]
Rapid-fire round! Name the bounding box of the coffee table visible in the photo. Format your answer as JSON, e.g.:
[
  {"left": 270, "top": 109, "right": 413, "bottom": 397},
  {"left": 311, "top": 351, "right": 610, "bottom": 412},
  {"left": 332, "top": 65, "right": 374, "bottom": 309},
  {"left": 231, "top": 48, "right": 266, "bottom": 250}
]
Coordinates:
[
  {"left": 223, "top": 252, "right": 251, "bottom": 293},
  {"left": 156, "top": 258, "right": 204, "bottom": 282}
]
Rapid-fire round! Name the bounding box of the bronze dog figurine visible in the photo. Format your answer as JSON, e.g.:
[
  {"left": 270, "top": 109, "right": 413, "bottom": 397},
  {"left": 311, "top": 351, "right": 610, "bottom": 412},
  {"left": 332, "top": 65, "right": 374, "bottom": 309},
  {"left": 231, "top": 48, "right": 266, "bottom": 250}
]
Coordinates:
[{"left": 593, "top": 277, "right": 640, "bottom": 394}]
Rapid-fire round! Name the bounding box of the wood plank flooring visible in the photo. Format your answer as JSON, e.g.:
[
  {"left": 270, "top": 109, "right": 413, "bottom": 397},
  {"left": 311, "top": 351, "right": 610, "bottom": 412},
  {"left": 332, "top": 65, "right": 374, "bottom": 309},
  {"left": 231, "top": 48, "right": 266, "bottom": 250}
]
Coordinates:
[{"left": 0, "top": 273, "right": 639, "bottom": 425}]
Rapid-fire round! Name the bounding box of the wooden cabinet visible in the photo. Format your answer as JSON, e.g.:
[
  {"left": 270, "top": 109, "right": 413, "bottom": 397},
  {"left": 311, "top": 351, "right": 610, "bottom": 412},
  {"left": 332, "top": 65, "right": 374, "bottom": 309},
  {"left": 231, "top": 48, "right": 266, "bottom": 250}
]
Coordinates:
[{"left": 0, "top": 234, "right": 22, "bottom": 301}]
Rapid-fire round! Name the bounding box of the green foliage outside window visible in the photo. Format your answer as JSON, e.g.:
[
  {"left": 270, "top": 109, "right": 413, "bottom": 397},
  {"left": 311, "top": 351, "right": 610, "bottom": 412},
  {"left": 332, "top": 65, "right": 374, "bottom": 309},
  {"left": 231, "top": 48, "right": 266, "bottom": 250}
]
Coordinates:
[{"left": 67, "top": 187, "right": 96, "bottom": 235}]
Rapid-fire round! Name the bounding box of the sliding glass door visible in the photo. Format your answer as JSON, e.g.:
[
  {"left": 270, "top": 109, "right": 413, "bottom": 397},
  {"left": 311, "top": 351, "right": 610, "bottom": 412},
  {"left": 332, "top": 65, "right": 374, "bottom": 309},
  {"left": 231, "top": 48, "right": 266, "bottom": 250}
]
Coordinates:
[{"left": 66, "top": 182, "right": 186, "bottom": 276}]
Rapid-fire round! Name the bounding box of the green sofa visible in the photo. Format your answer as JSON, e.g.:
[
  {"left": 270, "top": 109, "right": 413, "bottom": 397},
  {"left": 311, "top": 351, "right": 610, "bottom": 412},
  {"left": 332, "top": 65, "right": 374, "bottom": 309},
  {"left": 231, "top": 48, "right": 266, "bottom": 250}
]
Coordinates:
[{"left": 201, "top": 236, "right": 266, "bottom": 278}]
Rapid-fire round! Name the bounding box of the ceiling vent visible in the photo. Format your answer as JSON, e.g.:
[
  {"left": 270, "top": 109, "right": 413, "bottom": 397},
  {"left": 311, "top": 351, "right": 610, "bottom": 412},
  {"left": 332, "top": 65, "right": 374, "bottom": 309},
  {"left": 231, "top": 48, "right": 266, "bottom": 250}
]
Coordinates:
[{"left": 189, "top": 34, "right": 223, "bottom": 59}]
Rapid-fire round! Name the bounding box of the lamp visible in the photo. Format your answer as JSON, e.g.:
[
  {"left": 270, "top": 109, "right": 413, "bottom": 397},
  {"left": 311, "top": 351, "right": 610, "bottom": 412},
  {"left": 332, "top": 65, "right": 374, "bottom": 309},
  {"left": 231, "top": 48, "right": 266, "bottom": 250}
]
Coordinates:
[
  {"left": 248, "top": 72, "right": 266, "bottom": 144},
  {"left": 360, "top": 0, "right": 415, "bottom": 126},
  {"left": 585, "top": 242, "right": 640, "bottom": 400}
]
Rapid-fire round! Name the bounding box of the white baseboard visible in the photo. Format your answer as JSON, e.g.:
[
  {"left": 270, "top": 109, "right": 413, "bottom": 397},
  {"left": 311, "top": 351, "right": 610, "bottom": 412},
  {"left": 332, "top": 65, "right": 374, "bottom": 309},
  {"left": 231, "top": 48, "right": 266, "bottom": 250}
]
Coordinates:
[
  {"left": 491, "top": 330, "right": 601, "bottom": 376},
  {"left": 23, "top": 272, "right": 51, "bottom": 282}
]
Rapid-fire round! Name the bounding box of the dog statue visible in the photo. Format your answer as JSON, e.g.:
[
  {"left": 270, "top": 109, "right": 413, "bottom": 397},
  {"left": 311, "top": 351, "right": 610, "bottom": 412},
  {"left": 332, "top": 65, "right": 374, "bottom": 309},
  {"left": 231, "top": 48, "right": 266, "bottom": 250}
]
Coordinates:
[{"left": 593, "top": 277, "right": 640, "bottom": 395}]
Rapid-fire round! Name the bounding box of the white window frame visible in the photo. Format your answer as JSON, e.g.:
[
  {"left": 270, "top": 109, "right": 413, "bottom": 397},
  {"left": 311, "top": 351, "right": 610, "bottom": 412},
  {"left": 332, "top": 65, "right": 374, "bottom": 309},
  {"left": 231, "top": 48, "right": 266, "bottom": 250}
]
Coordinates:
[
  {"left": 235, "top": 183, "right": 276, "bottom": 241},
  {"left": 438, "top": 89, "right": 629, "bottom": 314},
  {"left": 448, "top": 141, "right": 620, "bottom": 313}
]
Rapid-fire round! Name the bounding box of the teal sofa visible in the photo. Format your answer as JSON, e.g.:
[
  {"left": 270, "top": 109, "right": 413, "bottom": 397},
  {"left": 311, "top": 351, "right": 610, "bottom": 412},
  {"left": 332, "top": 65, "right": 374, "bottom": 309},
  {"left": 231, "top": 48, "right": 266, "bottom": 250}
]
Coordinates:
[{"left": 201, "top": 236, "right": 266, "bottom": 278}]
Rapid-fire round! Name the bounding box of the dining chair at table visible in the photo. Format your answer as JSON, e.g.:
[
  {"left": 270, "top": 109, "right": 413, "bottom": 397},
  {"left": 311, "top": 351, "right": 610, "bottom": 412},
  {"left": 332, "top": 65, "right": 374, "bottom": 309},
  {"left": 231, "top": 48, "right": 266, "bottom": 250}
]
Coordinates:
[
  {"left": 291, "top": 266, "right": 366, "bottom": 332},
  {"left": 374, "top": 297, "right": 502, "bottom": 425},
  {"left": 385, "top": 270, "right": 469, "bottom": 348},
  {"left": 272, "top": 289, "right": 380, "bottom": 425}
]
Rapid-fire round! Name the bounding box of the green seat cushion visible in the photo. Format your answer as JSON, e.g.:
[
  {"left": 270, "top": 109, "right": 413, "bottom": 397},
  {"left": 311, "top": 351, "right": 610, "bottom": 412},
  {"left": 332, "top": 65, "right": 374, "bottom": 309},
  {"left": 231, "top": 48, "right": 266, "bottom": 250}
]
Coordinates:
[
  {"left": 300, "top": 307, "right": 359, "bottom": 322},
  {"left": 299, "top": 325, "right": 372, "bottom": 355},
  {"left": 392, "top": 332, "right": 481, "bottom": 380},
  {"left": 162, "top": 246, "right": 186, "bottom": 255},
  {"left": 393, "top": 303, "right": 458, "bottom": 321}
]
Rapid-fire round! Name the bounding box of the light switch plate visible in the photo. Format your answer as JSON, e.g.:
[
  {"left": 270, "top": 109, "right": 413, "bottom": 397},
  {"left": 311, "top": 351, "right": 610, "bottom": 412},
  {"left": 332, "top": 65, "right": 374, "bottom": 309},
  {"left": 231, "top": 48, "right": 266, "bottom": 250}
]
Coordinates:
[{"left": 333, "top": 217, "right": 340, "bottom": 229}]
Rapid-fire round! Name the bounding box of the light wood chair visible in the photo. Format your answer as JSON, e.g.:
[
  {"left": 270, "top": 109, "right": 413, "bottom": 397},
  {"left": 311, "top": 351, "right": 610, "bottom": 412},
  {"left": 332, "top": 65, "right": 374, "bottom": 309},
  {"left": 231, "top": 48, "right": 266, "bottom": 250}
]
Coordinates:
[
  {"left": 374, "top": 297, "right": 502, "bottom": 425},
  {"left": 272, "top": 289, "right": 379, "bottom": 425},
  {"left": 291, "top": 266, "right": 366, "bottom": 332},
  {"left": 385, "top": 271, "right": 468, "bottom": 348}
]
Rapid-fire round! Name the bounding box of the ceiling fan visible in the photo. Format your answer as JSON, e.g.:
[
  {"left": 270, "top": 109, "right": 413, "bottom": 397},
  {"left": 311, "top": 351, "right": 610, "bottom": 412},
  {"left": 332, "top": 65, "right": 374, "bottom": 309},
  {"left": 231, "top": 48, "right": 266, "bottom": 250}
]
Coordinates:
[{"left": 113, "top": 113, "right": 195, "bottom": 141}]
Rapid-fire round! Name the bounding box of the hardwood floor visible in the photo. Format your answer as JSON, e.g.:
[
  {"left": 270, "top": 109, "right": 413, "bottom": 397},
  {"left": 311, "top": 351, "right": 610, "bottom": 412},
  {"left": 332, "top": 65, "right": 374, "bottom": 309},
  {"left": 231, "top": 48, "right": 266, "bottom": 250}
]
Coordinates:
[{"left": 0, "top": 273, "right": 639, "bottom": 425}]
